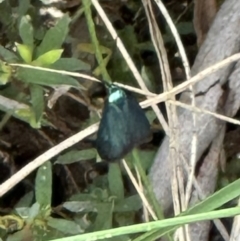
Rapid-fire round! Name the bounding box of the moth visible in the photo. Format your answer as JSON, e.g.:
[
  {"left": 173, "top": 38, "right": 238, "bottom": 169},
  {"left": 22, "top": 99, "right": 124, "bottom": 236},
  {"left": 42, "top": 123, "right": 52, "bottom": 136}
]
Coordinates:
[{"left": 96, "top": 84, "right": 151, "bottom": 161}]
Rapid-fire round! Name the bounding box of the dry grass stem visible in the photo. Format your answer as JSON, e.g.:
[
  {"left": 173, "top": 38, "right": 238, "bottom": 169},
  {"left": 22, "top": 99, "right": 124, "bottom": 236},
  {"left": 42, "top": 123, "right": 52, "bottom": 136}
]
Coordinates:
[
  {"left": 122, "top": 160, "right": 158, "bottom": 221},
  {"left": 151, "top": 1, "right": 192, "bottom": 239},
  {"left": 143, "top": 7, "right": 184, "bottom": 239},
  {"left": 230, "top": 198, "right": 240, "bottom": 241}
]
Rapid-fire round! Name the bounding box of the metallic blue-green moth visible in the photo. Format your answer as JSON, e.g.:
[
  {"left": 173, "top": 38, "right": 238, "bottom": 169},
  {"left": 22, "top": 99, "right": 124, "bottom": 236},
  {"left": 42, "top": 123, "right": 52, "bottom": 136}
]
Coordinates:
[{"left": 96, "top": 85, "right": 151, "bottom": 161}]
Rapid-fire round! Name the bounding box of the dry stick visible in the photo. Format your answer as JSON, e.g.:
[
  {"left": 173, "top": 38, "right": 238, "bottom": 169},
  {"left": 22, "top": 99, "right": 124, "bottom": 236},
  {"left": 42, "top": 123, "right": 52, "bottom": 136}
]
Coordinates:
[
  {"left": 143, "top": 1, "right": 182, "bottom": 229},
  {"left": 154, "top": 0, "right": 197, "bottom": 218},
  {"left": 1, "top": 54, "right": 240, "bottom": 198},
  {"left": 230, "top": 198, "right": 240, "bottom": 241},
  {"left": 122, "top": 160, "right": 158, "bottom": 221},
  {"left": 141, "top": 53, "right": 240, "bottom": 108},
  {"left": 146, "top": 1, "right": 188, "bottom": 240},
  {"left": 169, "top": 100, "right": 240, "bottom": 125},
  {"left": 153, "top": 1, "right": 191, "bottom": 81},
  {"left": 10, "top": 63, "right": 100, "bottom": 82},
  {"left": 142, "top": 1, "right": 174, "bottom": 224},
  {"left": 135, "top": 165, "right": 150, "bottom": 222},
  {"left": 0, "top": 123, "right": 99, "bottom": 197},
  {"left": 144, "top": 0, "right": 182, "bottom": 222},
  {"left": 0, "top": 95, "right": 29, "bottom": 110},
  {"left": 91, "top": 0, "right": 169, "bottom": 136},
  {"left": 155, "top": 1, "right": 194, "bottom": 238},
  {"left": 9, "top": 63, "right": 156, "bottom": 98},
  {"left": 156, "top": 2, "right": 194, "bottom": 239}
]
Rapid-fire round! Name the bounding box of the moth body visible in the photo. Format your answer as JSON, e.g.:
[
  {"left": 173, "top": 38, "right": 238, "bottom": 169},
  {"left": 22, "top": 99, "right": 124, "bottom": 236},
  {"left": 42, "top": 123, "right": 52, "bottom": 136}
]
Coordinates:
[{"left": 96, "top": 85, "right": 151, "bottom": 161}]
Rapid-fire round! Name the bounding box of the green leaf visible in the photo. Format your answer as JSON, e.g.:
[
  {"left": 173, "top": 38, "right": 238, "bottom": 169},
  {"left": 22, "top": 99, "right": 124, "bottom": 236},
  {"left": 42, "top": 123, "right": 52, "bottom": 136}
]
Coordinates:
[
  {"left": 55, "top": 149, "right": 97, "bottom": 165},
  {"left": 92, "top": 203, "right": 113, "bottom": 231},
  {"left": 78, "top": 43, "right": 112, "bottom": 77},
  {"left": 16, "top": 43, "right": 32, "bottom": 63},
  {"left": 108, "top": 163, "right": 124, "bottom": 201},
  {"left": 17, "top": 203, "right": 50, "bottom": 225},
  {"left": 19, "top": 15, "right": 34, "bottom": 48},
  {"left": 135, "top": 149, "right": 156, "bottom": 172},
  {"left": 17, "top": 67, "right": 79, "bottom": 87},
  {"left": 30, "top": 84, "right": 44, "bottom": 123},
  {"left": 18, "top": 0, "right": 30, "bottom": 16},
  {"left": 15, "top": 206, "right": 31, "bottom": 218},
  {"left": 34, "top": 25, "right": 45, "bottom": 41},
  {"left": 32, "top": 49, "right": 63, "bottom": 66},
  {"left": 0, "top": 46, "right": 18, "bottom": 62},
  {"left": 69, "top": 193, "right": 96, "bottom": 202},
  {"left": 35, "top": 161, "right": 52, "bottom": 208},
  {"left": 50, "top": 58, "right": 90, "bottom": 71},
  {"left": 0, "top": 73, "right": 10, "bottom": 85},
  {"left": 185, "top": 178, "right": 240, "bottom": 215},
  {"left": 141, "top": 65, "right": 155, "bottom": 93},
  {"left": 0, "top": 60, "right": 11, "bottom": 85},
  {"left": 29, "top": 202, "right": 41, "bottom": 219},
  {"left": 14, "top": 191, "right": 34, "bottom": 208},
  {"left": 63, "top": 201, "right": 97, "bottom": 213},
  {"left": 0, "top": 1, "right": 12, "bottom": 28},
  {"left": 15, "top": 108, "right": 40, "bottom": 128},
  {"left": 114, "top": 195, "right": 142, "bottom": 212},
  {"left": 135, "top": 178, "right": 240, "bottom": 241},
  {"left": 124, "top": 149, "right": 156, "bottom": 173},
  {"left": 47, "top": 217, "right": 84, "bottom": 235},
  {"left": 78, "top": 43, "right": 112, "bottom": 55},
  {"left": 145, "top": 110, "right": 156, "bottom": 124},
  {"left": 36, "top": 14, "right": 71, "bottom": 58},
  {"left": 114, "top": 212, "right": 135, "bottom": 227},
  {"left": 110, "top": 25, "right": 136, "bottom": 82},
  {"left": 47, "top": 207, "right": 240, "bottom": 241},
  {"left": 176, "top": 22, "right": 194, "bottom": 35}
]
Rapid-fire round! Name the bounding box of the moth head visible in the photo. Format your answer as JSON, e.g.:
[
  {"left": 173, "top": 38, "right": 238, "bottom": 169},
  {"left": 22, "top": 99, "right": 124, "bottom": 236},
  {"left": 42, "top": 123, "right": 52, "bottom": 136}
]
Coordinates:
[{"left": 108, "top": 85, "right": 126, "bottom": 103}]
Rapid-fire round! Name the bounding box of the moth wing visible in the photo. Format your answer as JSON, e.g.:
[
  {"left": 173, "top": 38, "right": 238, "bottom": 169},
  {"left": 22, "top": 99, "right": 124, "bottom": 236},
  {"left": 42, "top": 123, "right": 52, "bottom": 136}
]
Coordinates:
[
  {"left": 124, "top": 93, "right": 151, "bottom": 145},
  {"left": 96, "top": 100, "right": 132, "bottom": 161}
]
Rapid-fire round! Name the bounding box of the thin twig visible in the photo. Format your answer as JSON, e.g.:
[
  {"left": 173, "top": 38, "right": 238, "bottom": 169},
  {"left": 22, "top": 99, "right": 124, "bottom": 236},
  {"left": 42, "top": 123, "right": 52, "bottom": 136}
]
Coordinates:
[
  {"left": 9, "top": 63, "right": 157, "bottom": 97},
  {"left": 169, "top": 100, "right": 240, "bottom": 126},
  {"left": 135, "top": 166, "right": 149, "bottom": 222},
  {"left": 9, "top": 53, "right": 240, "bottom": 103},
  {"left": 230, "top": 198, "right": 240, "bottom": 241},
  {"left": 141, "top": 53, "right": 240, "bottom": 107},
  {"left": 143, "top": 1, "right": 182, "bottom": 223},
  {"left": 122, "top": 160, "right": 158, "bottom": 221},
  {"left": 154, "top": 1, "right": 197, "bottom": 219}
]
